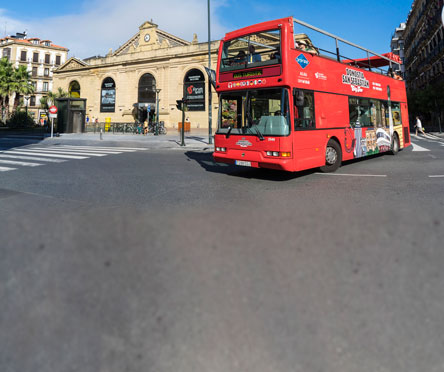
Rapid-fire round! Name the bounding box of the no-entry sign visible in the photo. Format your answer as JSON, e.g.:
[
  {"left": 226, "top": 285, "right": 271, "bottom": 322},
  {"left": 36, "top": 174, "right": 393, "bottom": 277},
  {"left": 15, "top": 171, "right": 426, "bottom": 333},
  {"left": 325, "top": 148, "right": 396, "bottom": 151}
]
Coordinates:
[{"left": 49, "top": 105, "right": 58, "bottom": 114}]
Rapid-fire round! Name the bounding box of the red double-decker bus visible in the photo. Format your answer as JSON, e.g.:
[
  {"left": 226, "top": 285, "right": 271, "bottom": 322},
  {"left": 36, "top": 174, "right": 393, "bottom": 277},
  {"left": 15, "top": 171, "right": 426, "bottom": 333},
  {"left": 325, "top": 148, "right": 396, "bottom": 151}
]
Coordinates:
[{"left": 213, "top": 17, "right": 411, "bottom": 172}]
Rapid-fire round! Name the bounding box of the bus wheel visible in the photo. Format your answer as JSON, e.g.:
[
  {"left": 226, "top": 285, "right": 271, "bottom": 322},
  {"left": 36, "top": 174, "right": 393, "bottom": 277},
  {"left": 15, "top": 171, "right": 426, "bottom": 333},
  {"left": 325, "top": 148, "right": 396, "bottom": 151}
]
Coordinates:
[
  {"left": 391, "top": 133, "right": 400, "bottom": 155},
  {"left": 320, "top": 140, "right": 342, "bottom": 173}
]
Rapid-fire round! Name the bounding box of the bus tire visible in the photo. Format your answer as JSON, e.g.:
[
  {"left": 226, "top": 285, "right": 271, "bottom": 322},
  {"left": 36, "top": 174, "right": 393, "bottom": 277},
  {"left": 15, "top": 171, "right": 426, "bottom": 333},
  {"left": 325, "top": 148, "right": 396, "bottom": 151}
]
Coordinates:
[
  {"left": 391, "top": 133, "right": 400, "bottom": 155},
  {"left": 320, "top": 140, "right": 342, "bottom": 173}
]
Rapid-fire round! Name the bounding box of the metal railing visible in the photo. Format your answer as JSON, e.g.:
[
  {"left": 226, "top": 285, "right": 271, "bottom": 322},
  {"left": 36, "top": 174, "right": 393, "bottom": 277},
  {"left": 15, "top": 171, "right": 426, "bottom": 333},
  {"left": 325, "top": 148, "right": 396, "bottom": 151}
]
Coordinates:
[{"left": 293, "top": 17, "right": 398, "bottom": 74}]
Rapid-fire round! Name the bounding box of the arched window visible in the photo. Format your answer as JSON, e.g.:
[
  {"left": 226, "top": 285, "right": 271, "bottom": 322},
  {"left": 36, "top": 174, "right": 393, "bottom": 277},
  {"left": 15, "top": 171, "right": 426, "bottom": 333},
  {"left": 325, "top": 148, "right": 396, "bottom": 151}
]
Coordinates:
[
  {"left": 184, "top": 69, "right": 205, "bottom": 111},
  {"left": 69, "top": 80, "right": 81, "bottom": 98},
  {"left": 138, "top": 73, "right": 156, "bottom": 104},
  {"left": 100, "top": 77, "right": 116, "bottom": 112}
]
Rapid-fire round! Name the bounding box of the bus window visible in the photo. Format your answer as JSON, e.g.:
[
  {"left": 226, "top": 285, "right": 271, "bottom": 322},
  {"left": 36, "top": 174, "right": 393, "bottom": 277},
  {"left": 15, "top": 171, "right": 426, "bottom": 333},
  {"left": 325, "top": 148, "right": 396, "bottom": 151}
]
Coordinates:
[
  {"left": 220, "top": 94, "right": 243, "bottom": 129},
  {"left": 217, "top": 88, "right": 290, "bottom": 136},
  {"left": 392, "top": 102, "right": 402, "bottom": 125},
  {"left": 220, "top": 30, "right": 281, "bottom": 72},
  {"left": 294, "top": 89, "right": 315, "bottom": 129},
  {"left": 349, "top": 97, "right": 374, "bottom": 127}
]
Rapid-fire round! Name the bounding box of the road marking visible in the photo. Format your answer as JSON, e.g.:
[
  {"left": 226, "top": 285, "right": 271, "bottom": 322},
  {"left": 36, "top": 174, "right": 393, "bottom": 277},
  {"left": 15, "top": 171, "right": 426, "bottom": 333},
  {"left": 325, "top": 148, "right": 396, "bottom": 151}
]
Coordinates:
[
  {"left": 22, "top": 148, "right": 108, "bottom": 157},
  {"left": 2, "top": 150, "right": 87, "bottom": 159},
  {"left": 56, "top": 145, "right": 146, "bottom": 151},
  {"left": 47, "top": 146, "right": 123, "bottom": 154},
  {"left": 316, "top": 173, "right": 387, "bottom": 177},
  {"left": 57, "top": 145, "right": 138, "bottom": 152},
  {"left": 0, "top": 166, "right": 16, "bottom": 172},
  {"left": 0, "top": 159, "right": 42, "bottom": 167},
  {"left": 411, "top": 143, "right": 430, "bottom": 152},
  {"left": 429, "top": 175, "right": 444, "bottom": 178},
  {"left": 0, "top": 154, "right": 66, "bottom": 163}
]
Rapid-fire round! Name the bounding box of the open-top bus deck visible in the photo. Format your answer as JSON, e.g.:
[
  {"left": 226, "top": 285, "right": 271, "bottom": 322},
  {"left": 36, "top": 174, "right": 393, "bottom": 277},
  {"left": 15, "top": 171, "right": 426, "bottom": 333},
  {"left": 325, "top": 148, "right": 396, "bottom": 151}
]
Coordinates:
[{"left": 213, "top": 17, "right": 410, "bottom": 172}]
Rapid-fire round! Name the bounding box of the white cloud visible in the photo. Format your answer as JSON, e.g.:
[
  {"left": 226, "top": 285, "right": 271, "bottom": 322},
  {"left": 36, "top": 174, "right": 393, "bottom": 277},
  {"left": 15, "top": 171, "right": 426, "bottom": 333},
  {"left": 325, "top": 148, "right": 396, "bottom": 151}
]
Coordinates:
[{"left": 1, "top": 1, "right": 228, "bottom": 58}]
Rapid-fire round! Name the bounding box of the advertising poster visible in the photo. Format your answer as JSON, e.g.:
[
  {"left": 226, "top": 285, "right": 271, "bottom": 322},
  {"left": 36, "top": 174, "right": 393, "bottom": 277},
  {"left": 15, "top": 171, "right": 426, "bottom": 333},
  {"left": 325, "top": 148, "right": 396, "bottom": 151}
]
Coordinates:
[{"left": 100, "top": 77, "right": 116, "bottom": 112}]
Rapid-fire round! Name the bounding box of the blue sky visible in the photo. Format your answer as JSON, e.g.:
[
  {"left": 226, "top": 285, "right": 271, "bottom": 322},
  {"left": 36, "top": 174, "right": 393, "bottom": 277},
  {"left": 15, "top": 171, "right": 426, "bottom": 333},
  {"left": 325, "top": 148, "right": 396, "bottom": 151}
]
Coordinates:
[{"left": 0, "top": 0, "right": 413, "bottom": 59}]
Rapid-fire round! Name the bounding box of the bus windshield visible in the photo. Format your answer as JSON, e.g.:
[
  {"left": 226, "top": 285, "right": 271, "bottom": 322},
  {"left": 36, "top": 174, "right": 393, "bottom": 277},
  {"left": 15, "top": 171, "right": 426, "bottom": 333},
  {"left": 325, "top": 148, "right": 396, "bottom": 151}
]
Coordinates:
[
  {"left": 220, "top": 30, "right": 281, "bottom": 72},
  {"left": 218, "top": 88, "right": 290, "bottom": 136}
]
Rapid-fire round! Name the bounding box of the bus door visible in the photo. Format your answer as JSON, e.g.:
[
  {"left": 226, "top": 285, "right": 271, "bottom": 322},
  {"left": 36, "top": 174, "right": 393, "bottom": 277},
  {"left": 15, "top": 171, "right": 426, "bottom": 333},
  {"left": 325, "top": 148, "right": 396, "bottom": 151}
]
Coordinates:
[{"left": 292, "top": 89, "right": 325, "bottom": 170}]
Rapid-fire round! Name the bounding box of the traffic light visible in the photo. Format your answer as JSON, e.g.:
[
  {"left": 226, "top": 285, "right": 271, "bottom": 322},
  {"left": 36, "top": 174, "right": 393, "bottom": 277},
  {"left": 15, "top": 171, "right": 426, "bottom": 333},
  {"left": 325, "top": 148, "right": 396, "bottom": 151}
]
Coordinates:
[{"left": 176, "top": 100, "right": 183, "bottom": 111}]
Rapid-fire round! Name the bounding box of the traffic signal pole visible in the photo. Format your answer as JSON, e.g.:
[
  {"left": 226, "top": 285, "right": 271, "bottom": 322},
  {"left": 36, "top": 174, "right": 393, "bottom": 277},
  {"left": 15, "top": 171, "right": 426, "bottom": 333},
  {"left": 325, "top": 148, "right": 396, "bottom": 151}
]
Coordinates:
[{"left": 181, "top": 105, "right": 186, "bottom": 146}]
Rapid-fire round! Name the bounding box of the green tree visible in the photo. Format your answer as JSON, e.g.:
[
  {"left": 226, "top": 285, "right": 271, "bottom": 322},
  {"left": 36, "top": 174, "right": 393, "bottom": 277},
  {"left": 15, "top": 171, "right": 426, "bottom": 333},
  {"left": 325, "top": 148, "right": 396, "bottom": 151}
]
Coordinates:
[
  {"left": 0, "top": 57, "right": 35, "bottom": 121},
  {"left": 11, "top": 64, "right": 35, "bottom": 112},
  {"left": 0, "top": 57, "right": 15, "bottom": 121}
]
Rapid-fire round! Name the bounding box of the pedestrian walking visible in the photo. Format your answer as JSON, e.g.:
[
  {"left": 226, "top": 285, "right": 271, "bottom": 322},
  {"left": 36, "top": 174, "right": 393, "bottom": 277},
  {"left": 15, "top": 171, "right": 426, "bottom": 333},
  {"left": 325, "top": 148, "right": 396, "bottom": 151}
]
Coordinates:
[
  {"left": 415, "top": 116, "right": 425, "bottom": 135},
  {"left": 143, "top": 120, "right": 148, "bottom": 135}
]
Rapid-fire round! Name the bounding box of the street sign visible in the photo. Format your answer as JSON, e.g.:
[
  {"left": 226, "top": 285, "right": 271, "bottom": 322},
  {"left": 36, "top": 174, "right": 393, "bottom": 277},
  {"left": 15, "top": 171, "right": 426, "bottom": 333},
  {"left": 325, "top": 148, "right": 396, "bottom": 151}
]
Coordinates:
[
  {"left": 49, "top": 105, "right": 58, "bottom": 114},
  {"left": 49, "top": 113, "right": 57, "bottom": 119}
]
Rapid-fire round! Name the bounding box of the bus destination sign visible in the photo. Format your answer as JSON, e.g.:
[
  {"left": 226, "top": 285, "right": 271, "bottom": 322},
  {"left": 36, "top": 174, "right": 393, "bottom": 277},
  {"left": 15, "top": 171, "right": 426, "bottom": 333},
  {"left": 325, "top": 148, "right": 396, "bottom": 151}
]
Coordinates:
[{"left": 233, "top": 70, "right": 263, "bottom": 79}]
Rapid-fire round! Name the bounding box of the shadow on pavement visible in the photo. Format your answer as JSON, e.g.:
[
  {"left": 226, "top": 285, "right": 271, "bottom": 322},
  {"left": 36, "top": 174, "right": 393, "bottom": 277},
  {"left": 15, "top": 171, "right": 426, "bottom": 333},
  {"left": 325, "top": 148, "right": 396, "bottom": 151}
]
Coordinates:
[
  {"left": 0, "top": 130, "right": 46, "bottom": 151},
  {"left": 185, "top": 151, "right": 315, "bottom": 181}
]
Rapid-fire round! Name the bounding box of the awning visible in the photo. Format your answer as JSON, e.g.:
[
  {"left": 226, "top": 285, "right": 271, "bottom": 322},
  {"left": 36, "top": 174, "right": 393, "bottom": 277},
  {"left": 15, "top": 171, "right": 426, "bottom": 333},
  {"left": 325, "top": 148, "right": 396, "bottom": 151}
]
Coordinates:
[{"left": 343, "top": 52, "right": 402, "bottom": 68}]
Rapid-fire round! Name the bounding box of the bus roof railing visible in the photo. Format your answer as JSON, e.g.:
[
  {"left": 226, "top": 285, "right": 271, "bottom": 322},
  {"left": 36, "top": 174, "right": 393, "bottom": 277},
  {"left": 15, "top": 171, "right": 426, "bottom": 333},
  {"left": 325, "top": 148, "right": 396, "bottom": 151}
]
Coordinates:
[{"left": 292, "top": 17, "right": 397, "bottom": 71}]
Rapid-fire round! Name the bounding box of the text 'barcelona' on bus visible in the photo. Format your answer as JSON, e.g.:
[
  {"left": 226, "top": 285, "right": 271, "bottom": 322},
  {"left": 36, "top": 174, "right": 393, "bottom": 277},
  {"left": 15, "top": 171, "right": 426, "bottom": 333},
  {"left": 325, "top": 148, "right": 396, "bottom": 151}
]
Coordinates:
[{"left": 213, "top": 17, "right": 410, "bottom": 173}]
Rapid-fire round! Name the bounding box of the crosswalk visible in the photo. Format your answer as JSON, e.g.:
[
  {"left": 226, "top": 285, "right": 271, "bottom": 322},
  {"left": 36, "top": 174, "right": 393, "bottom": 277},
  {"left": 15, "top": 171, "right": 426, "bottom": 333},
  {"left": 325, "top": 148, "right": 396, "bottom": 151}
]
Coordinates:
[{"left": 0, "top": 145, "right": 147, "bottom": 172}]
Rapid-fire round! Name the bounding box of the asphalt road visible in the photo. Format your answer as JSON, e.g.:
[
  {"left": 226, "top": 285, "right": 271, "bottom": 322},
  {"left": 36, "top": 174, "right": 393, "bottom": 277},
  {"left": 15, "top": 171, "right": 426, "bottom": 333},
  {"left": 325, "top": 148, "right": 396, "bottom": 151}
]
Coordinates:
[{"left": 1, "top": 134, "right": 444, "bottom": 372}]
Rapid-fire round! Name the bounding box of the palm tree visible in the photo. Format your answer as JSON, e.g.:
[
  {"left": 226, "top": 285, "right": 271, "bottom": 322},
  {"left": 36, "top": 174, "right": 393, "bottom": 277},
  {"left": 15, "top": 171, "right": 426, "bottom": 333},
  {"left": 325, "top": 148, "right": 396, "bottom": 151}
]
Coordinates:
[
  {"left": 0, "top": 57, "right": 15, "bottom": 121},
  {"left": 11, "top": 64, "right": 35, "bottom": 112},
  {"left": 0, "top": 58, "right": 35, "bottom": 120}
]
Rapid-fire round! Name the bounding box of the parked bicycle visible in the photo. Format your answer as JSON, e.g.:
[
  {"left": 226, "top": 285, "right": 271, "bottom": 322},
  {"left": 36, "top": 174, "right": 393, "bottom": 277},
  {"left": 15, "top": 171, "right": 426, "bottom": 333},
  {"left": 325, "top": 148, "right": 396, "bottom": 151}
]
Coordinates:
[{"left": 148, "top": 121, "right": 167, "bottom": 135}]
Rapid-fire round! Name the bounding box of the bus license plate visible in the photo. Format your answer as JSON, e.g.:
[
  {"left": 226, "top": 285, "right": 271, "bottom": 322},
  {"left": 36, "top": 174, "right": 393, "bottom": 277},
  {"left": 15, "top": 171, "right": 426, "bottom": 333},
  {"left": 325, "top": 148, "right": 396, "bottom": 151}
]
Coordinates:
[{"left": 235, "top": 160, "right": 251, "bottom": 167}]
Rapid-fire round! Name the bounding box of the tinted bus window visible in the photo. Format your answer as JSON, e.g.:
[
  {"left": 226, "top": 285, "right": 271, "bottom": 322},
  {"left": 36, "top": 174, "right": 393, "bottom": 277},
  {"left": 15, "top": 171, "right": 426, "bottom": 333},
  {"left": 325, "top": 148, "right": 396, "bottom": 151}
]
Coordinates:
[
  {"left": 294, "top": 89, "right": 315, "bottom": 129},
  {"left": 220, "top": 30, "right": 281, "bottom": 72}
]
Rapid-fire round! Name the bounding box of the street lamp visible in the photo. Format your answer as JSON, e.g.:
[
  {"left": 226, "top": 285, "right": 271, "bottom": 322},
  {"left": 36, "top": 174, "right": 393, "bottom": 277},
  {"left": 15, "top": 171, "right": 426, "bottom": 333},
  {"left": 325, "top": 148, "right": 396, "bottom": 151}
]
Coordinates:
[{"left": 207, "top": 0, "right": 213, "bottom": 145}]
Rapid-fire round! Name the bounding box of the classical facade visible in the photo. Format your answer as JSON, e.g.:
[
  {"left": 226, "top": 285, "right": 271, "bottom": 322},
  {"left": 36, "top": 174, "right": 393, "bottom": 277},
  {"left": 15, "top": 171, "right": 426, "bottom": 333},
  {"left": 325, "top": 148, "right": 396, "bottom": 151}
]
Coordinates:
[
  {"left": 0, "top": 32, "right": 68, "bottom": 121},
  {"left": 53, "top": 21, "right": 219, "bottom": 129},
  {"left": 403, "top": 0, "right": 444, "bottom": 91}
]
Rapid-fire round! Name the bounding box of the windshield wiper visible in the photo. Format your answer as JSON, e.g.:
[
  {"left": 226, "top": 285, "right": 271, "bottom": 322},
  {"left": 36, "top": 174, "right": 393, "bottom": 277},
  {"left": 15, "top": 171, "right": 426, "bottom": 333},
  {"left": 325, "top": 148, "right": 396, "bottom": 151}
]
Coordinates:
[
  {"left": 252, "top": 125, "right": 264, "bottom": 141},
  {"left": 245, "top": 99, "right": 264, "bottom": 141},
  {"left": 226, "top": 125, "right": 233, "bottom": 138}
]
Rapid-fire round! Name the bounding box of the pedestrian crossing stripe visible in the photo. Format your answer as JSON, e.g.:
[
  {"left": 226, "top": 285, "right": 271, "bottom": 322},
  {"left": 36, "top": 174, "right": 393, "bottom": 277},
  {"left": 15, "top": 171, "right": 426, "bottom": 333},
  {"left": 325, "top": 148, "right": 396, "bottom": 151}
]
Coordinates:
[
  {"left": 0, "top": 166, "right": 17, "bottom": 172},
  {"left": 0, "top": 154, "right": 66, "bottom": 163},
  {"left": 19, "top": 148, "right": 110, "bottom": 156},
  {"left": 0, "top": 159, "right": 42, "bottom": 167},
  {"left": 0, "top": 145, "right": 147, "bottom": 173},
  {"left": 3, "top": 150, "right": 88, "bottom": 159},
  {"left": 55, "top": 145, "right": 147, "bottom": 151}
]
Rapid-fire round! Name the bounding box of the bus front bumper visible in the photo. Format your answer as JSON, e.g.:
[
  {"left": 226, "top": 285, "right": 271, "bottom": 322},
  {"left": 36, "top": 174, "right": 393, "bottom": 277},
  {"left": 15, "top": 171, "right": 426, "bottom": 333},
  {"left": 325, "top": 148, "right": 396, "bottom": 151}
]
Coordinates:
[{"left": 213, "top": 150, "right": 294, "bottom": 171}]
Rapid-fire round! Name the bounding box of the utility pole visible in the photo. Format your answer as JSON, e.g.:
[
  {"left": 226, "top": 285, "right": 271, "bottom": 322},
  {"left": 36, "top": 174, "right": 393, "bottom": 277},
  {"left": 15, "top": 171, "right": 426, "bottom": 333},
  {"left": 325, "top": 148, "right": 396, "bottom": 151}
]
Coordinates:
[{"left": 207, "top": 0, "right": 213, "bottom": 145}]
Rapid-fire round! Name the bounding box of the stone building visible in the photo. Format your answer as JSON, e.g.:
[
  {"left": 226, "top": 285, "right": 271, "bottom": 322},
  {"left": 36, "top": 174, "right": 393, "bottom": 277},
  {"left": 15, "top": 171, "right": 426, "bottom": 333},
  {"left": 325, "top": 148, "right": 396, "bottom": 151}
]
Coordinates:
[
  {"left": 53, "top": 21, "right": 219, "bottom": 130},
  {"left": 403, "top": 0, "right": 444, "bottom": 91},
  {"left": 0, "top": 32, "right": 68, "bottom": 121}
]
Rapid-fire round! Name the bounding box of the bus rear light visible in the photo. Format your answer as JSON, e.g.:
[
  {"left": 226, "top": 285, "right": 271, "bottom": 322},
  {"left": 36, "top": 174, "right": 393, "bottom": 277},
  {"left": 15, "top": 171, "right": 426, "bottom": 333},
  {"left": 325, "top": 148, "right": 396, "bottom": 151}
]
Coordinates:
[
  {"left": 281, "top": 152, "right": 291, "bottom": 157},
  {"left": 216, "top": 147, "right": 226, "bottom": 152}
]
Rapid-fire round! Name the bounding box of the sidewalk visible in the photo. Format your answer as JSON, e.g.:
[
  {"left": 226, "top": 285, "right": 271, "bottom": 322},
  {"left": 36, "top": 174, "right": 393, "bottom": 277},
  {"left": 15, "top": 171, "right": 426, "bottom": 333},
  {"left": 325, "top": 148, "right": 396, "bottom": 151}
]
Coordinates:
[{"left": 2, "top": 129, "right": 215, "bottom": 150}]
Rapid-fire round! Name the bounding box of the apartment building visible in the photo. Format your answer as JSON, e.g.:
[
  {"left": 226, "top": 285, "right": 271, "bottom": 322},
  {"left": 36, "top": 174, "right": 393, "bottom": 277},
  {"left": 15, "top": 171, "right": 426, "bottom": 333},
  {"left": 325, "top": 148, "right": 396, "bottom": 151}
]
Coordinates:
[{"left": 0, "top": 32, "right": 68, "bottom": 121}]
